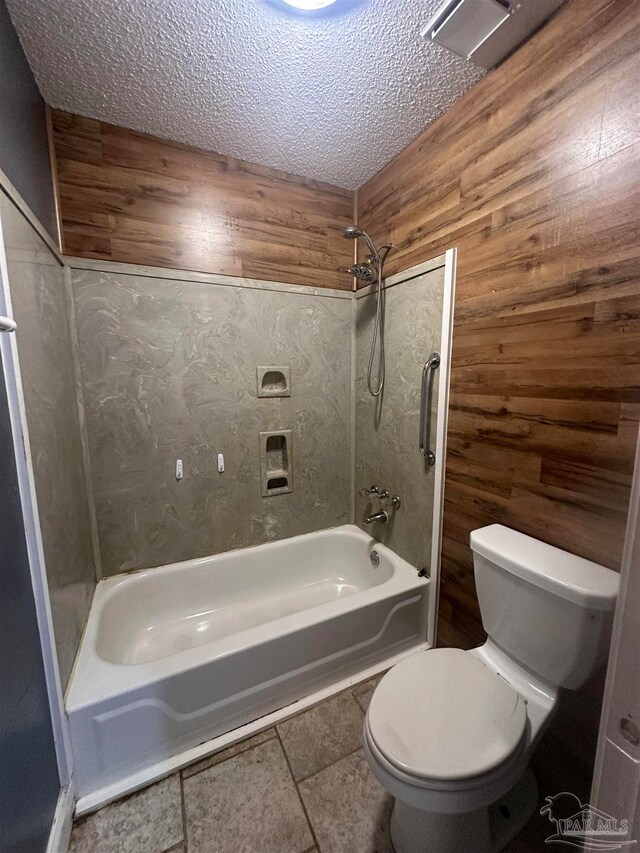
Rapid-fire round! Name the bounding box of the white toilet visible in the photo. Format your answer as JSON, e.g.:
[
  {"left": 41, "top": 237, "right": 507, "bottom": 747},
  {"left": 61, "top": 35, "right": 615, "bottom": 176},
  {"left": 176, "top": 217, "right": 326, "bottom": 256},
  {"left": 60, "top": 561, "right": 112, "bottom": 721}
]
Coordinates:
[{"left": 363, "top": 524, "right": 619, "bottom": 853}]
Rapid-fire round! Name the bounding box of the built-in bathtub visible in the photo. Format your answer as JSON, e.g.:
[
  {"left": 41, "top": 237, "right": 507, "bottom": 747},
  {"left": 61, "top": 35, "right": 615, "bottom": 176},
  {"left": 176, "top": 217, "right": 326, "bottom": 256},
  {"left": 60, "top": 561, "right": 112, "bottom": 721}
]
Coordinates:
[{"left": 67, "top": 524, "right": 428, "bottom": 810}]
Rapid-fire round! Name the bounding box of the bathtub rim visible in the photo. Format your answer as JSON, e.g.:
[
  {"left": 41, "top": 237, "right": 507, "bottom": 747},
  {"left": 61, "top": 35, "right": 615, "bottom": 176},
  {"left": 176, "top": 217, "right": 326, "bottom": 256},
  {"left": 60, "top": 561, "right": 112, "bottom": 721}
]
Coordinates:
[{"left": 66, "top": 524, "right": 427, "bottom": 712}]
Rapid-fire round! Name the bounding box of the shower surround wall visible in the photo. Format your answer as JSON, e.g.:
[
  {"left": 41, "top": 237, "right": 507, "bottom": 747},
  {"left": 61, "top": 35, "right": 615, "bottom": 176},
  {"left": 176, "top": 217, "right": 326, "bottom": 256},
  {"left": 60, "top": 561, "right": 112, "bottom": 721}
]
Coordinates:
[
  {"left": 355, "top": 261, "right": 445, "bottom": 569},
  {"left": 69, "top": 261, "right": 352, "bottom": 576},
  {"left": 0, "top": 193, "right": 97, "bottom": 690}
]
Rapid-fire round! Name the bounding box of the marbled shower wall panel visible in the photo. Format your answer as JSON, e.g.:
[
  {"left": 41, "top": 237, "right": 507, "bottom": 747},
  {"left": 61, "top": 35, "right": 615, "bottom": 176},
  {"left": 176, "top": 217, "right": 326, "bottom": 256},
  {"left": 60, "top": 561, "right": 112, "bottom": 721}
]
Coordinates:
[
  {"left": 1, "top": 194, "right": 96, "bottom": 690},
  {"left": 355, "top": 262, "right": 445, "bottom": 570},
  {"left": 71, "top": 267, "right": 352, "bottom": 575}
]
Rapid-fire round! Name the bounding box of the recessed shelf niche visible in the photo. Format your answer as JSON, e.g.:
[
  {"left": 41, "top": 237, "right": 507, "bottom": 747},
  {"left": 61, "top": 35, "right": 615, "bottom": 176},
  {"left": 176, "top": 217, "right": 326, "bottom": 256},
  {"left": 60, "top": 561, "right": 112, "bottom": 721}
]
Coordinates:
[{"left": 260, "top": 430, "right": 293, "bottom": 496}]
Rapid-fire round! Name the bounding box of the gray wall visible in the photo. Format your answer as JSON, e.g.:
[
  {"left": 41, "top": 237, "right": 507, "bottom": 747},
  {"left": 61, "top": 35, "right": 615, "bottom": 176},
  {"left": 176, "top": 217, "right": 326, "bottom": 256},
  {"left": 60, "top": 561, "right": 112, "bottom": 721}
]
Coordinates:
[
  {"left": 71, "top": 266, "right": 352, "bottom": 575},
  {"left": 0, "top": 0, "right": 56, "bottom": 239},
  {"left": 0, "top": 356, "right": 60, "bottom": 853},
  {"left": 1, "top": 194, "right": 96, "bottom": 690},
  {"left": 355, "top": 263, "right": 445, "bottom": 569}
]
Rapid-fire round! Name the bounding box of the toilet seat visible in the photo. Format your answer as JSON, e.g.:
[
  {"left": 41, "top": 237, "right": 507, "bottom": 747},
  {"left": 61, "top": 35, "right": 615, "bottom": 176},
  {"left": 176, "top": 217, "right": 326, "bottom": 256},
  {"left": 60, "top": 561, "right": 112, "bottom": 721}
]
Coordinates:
[{"left": 367, "top": 649, "right": 527, "bottom": 784}]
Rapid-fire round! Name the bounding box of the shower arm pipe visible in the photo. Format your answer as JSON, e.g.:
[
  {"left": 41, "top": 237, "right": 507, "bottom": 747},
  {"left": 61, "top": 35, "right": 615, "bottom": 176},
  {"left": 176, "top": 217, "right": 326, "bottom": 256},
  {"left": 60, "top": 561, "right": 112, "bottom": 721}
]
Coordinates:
[
  {"left": 357, "top": 241, "right": 392, "bottom": 268},
  {"left": 361, "top": 232, "right": 380, "bottom": 261}
]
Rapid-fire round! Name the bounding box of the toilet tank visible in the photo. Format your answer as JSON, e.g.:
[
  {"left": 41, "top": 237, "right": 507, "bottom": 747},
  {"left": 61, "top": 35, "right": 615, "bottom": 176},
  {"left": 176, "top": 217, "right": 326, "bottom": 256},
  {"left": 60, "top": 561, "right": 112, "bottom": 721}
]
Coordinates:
[{"left": 470, "top": 525, "right": 619, "bottom": 690}]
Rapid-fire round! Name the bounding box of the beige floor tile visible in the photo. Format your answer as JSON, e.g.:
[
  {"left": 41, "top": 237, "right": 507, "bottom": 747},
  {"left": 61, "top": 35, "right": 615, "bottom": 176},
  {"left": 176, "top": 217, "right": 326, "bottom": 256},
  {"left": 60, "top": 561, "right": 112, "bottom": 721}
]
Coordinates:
[
  {"left": 352, "top": 676, "right": 382, "bottom": 713},
  {"left": 182, "top": 727, "right": 277, "bottom": 778},
  {"left": 278, "top": 691, "right": 365, "bottom": 780},
  {"left": 299, "top": 749, "right": 393, "bottom": 853},
  {"left": 183, "top": 737, "right": 313, "bottom": 853},
  {"left": 69, "top": 775, "right": 183, "bottom": 853}
]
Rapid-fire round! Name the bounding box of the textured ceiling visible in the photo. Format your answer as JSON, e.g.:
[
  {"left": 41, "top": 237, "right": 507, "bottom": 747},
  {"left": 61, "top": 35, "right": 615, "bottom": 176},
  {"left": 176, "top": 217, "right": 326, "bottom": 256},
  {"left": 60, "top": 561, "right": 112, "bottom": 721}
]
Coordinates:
[{"left": 7, "top": 0, "right": 484, "bottom": 189}]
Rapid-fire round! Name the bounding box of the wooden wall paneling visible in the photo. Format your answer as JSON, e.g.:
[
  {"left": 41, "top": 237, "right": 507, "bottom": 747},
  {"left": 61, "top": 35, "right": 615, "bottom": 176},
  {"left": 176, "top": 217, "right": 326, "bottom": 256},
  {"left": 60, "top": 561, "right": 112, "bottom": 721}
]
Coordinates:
[
  {"left": 358, "top": 0, "right": 640, "bottom": 649},
  {"left": 50, "top": 111, "right": 354, "bottom": 289}
]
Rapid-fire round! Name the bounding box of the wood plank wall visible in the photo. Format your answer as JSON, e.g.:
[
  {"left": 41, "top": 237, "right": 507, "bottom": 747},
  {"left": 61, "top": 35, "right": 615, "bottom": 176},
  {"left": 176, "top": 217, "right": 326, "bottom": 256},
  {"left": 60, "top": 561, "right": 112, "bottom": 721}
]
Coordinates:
[
  {"left": 50, "top": 111, "right": 354, "bottom": 289},
  {"left": 358, "top": 0, "right": 640, "bottom": 648}
]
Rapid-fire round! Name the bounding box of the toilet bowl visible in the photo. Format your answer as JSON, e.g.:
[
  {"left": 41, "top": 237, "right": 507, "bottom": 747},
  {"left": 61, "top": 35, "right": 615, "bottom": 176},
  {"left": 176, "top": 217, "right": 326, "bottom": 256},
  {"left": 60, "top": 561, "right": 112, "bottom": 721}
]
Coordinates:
[
  {"left": 364, "top": 644, "right": 551, "bottom": 852},
  {"left": 363, "top": 524, "right": 619, "bottom": 853}
]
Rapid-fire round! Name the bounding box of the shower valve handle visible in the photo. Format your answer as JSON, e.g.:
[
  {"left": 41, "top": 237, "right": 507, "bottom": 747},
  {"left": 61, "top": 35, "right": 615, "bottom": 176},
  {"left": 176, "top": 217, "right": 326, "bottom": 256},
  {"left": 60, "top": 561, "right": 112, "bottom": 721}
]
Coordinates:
[
  {"left": 380, "top": 492, "right": 401, "bottom": 511},
  {"left": 359, "top": 485, "right": 380, "bottom": 497}
]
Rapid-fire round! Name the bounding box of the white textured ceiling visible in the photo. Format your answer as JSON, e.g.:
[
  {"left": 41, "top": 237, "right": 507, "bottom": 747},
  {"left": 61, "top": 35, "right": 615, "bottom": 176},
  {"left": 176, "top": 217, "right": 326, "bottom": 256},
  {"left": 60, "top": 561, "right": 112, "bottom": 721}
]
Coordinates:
[{"left": 7, "top": 0, "right": 484, "bottom": 189}]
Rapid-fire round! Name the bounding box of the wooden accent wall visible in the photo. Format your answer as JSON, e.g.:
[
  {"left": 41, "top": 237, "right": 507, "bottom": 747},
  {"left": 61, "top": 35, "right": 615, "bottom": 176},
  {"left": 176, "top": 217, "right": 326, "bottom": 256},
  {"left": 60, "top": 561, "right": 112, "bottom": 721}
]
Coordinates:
[
  {"left": 358, "top": 0, "right": 640, "bottom": 648},
  {"left": 50, "top": 111, "right": 354, "bottom": 289}
]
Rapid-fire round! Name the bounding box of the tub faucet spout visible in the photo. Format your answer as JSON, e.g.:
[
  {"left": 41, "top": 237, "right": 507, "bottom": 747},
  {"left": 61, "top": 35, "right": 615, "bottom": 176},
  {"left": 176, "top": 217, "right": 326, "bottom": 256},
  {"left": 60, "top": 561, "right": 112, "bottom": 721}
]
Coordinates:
[{"left": 364, "top": 509, "right": 389, "bottom": 526}]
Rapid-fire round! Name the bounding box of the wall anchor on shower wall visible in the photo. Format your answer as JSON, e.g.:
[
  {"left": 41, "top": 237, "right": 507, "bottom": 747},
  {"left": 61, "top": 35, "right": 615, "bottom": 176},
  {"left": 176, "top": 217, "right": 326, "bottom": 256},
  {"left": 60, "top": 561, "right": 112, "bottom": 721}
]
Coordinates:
[{"left": 176, "top": 459, "right": 183, "bottom": 480}]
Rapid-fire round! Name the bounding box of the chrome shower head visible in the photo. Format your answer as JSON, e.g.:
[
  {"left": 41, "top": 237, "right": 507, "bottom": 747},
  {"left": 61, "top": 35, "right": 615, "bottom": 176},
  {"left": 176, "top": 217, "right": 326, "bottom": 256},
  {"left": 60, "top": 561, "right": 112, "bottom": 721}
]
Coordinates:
[
  {"left": 342, "top": 224, "right": 379, "bottom": 260},
  {"left": 343, "top": 225, "right": 363, "bottom": 239},
  {"left": 348, "top": 263, "right": 376, "bottom": 284}
]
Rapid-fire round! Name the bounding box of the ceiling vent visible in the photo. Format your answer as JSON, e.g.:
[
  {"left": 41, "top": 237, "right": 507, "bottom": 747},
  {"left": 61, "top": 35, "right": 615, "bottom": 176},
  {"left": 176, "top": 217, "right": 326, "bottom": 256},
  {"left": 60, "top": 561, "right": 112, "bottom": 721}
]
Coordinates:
[{"left": 421, "top": 0, "right": 567, "bottom": 69}]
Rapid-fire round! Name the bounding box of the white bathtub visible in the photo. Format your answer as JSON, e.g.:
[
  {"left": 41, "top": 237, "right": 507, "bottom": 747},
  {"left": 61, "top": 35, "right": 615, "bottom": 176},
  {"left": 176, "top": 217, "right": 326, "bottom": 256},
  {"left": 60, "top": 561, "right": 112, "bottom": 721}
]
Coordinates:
[{"left": 67, "top": 524, "right": 428, "bottom": 808}]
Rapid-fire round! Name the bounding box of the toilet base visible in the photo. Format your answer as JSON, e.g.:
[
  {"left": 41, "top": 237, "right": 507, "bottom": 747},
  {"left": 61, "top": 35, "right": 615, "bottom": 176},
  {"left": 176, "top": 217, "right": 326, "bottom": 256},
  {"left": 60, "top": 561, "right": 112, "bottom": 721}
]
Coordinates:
[
  {"left": 391, "top": 798, "right": 492, "bottom": 853},
  {"left": 389, "top": 768, "right": 538, "bottom": 853}
]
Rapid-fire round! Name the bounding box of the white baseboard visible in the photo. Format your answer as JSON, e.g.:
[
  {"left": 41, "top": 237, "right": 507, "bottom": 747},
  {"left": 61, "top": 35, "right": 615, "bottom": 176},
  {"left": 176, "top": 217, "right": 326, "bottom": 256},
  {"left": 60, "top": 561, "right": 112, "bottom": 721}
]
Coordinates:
[
  {"left": 47, "top": 786, "right": 75, "bottom": 853},
  {"left": 75, "top": 642, "right": 429, "bottom": 817}
]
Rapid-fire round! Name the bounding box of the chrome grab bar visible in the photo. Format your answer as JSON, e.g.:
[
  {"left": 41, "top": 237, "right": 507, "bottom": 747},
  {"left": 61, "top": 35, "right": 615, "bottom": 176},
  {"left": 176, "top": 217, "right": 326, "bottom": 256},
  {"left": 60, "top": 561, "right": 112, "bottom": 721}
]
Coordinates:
[{"left": 419, "top": 351, "right": 440, "bottom": 465}]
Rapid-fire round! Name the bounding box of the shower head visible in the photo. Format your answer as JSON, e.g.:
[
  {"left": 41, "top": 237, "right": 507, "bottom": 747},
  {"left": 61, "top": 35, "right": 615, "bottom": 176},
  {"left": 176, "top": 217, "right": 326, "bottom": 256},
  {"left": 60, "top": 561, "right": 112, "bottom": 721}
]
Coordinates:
[
  {"left": 342, "top": 224, "right": 379, "bottom": 260},
  {"left": 348, "top": 263, "right": 376, "bottom": 284},
  {"left": 343, "top": 225, "right": 363, "bottom": 239}
]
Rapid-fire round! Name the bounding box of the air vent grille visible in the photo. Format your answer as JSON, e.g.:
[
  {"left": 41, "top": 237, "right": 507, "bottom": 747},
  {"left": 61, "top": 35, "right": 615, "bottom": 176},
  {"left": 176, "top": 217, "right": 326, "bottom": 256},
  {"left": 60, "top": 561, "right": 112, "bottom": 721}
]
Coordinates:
[
  {"left": 421, "top": 0, "right": 566, "bottom": 70},
  {"left": 421, "top": 0, "right": 511, "bottom": 62}
]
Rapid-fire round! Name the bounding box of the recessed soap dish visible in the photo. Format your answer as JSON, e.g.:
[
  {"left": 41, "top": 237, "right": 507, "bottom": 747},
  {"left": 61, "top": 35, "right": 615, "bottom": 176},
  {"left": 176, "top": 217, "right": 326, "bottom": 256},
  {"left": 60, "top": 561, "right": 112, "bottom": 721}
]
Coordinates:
[
  {"left": 257, "top": 366, "right": 291, "bottom": 398},
  {"left": 267, "top": 476, "right": 288, "bottom": 490}
]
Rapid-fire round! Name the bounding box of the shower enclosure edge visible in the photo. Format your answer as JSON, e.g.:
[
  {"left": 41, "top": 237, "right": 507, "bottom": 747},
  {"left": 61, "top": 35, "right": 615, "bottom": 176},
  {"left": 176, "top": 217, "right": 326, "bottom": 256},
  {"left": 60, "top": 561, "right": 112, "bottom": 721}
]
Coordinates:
[
  {"left": 365, "top": 248, "right": 457, "bottom": 649},
  {"left": 428, "top": 247, "right": 457, "bottom": 649},
  {"left": 0, "top": 172, "right": 76, "bottom": 851}
]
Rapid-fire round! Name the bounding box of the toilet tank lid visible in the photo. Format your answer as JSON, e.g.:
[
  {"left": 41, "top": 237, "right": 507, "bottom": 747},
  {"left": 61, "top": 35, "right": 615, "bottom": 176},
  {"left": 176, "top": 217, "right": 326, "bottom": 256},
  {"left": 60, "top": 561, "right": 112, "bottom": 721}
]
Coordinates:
[{"left": 470, "top": 525, "right": 619, "bottom": 611}]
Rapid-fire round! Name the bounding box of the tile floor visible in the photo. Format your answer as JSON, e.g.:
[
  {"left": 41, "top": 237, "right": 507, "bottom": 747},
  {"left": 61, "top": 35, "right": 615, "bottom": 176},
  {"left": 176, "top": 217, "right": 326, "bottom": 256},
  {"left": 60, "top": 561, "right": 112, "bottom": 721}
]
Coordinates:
[{"left": 68, "top": 674, "right": 590, "bottom": 853}]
